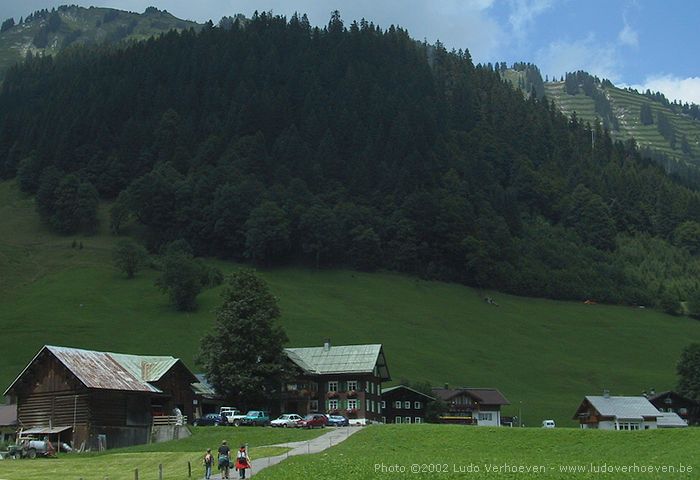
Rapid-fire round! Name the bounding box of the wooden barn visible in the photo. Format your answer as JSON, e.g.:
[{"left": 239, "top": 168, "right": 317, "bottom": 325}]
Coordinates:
[{"left": 4, "top": 345, "right": 199, "bottom": 450}]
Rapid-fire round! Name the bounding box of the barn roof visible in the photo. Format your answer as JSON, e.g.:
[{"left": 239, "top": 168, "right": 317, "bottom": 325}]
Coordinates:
[
  {"left": 4, "top": 345, "right": 194, "bottom": 395},
  {"left": 284, "top": 344, "right": 390, "bottom": 380}
]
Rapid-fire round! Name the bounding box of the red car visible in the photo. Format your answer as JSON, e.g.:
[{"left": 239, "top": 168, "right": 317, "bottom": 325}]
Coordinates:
[{"left": 297, "top": 413, "right": 327, "bottom": 428}]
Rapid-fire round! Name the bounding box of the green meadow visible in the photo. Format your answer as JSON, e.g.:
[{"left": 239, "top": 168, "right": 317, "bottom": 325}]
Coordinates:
[
  {"left": 255, "top": 424, "right": 700, "bottom": 480},
  {"left": 2, "top": 180, "right": 700, "bottom": 426},
  {"left": 0, "top": 426, "right": 323, "bottom": 480}
]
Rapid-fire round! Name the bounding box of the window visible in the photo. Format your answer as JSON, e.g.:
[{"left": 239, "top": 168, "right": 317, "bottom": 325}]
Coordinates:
[
  {"left": 347, "top": 399, "right": 358, "bottom": 410},
  {"left": 415, "top": 417, "right": 422, "bottom": 424},
  {"left": 328, "top": 399, "right": 338, "bottom": 411},
  {"left": 478, "top": 413, "right": 493, "bottom": 421},
  {"left": 680, "top": 408, "right": 688, "bottom": 415},
  {"left": 381, "top": 401, "right": 386, "bottom": 410},
  {"left": 382, "top": 416, "right": 386, "bottom": 423},
  {"left": 310, "top": 400, "right": 318, "bottom": 411},
  {"left": 395, "top": 416, "right": 402, "bottom": 424},
  {"left": 347, "top": 380, "right": 358, "bottom": 391},
  {"left": 404, "top": 401, "right": 411, "bottom": 409},
  {"left": 328, "top": 381, "right": 338, "bottom": 392},
  {"left": 395, "top": 401, "right": 402, "bottom": 409},
  {"left": 404, "top": 416, "right": 411, "bottom": 424},
  {"left": 368, "top": 400, "right": 373, "bottom": 413},
  {"left": 414, "top": 401, "right": 422, "bottom": 409}
]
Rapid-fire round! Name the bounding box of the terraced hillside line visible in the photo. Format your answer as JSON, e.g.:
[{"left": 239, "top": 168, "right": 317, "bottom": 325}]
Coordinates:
[{"left": 207, "top": 427, "right": 364, "bottom": 479}]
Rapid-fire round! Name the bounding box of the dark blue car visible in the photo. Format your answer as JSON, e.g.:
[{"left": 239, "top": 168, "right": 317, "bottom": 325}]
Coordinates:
[
  {"left": 327, "top": 415, "right": 349, "bottom": 426},
  {"left": 193, "top": 413, "right": 228, "bottom": 426}
]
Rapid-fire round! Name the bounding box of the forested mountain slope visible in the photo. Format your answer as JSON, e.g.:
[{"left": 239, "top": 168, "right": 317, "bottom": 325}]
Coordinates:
[
  {"left": 0, "top": 5, "right": 201, "bottom": 80},
  {"left": 2, "top": 12, "right": 700, "bottom": 309}
]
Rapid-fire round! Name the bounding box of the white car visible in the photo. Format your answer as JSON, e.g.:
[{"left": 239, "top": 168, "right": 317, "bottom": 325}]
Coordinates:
[{"left": 271, "top": 413, "right": 302, "bottom": 427}]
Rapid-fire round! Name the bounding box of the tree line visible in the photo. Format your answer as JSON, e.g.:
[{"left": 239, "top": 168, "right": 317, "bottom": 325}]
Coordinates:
[{"left": 3, "top": 12, "right": 700, "bottom": 308}]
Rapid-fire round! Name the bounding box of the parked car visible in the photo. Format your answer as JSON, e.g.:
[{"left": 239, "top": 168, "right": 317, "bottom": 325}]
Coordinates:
[
  {"left": 297, "top": 413, "right": 328, "bottom": 428},
  {"left": 542, "top": 419, "right": 556, "bottom": 428},
  {"left": 271, "top": 413, "right": 303, "bottom": 427},
  {"left": 327, "top": 415, "right": 349, "bottom": 427},
  {"left": 193, "top": 413, "right": 228, "bottom": 426},
  {"left": 220, "top": 407, "right": 247, "bottom": 426},
  {"left": 241, "top": 410, "right": 271, "bottom": 426}
]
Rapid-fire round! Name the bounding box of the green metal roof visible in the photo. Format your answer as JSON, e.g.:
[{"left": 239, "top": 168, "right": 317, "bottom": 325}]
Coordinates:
[{"left": 284, "top": 344, "right": 390, "bottom": 380}]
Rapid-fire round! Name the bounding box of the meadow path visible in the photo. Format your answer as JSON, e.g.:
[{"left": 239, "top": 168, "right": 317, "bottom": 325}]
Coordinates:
[{"left": 209, "top": 426, "right": 364, "bottom": 479}]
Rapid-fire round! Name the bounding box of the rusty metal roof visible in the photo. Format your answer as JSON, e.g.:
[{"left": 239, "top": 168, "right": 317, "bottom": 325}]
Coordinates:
[{"left": 4, "top": 346, "right": 191, "bottom": 395}]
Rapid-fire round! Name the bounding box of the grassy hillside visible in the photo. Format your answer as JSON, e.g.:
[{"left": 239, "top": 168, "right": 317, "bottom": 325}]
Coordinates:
[
  {"left": 2, "top": 180, "right": 700, "bottom": 426},
  {"left": 0, "top": 5, "right": 200, "bottom": 79},
  {"left": 256, "top": 425, "right": 700, "bottom": 479}
]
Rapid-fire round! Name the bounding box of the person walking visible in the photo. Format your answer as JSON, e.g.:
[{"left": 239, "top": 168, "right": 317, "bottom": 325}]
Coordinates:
[
  {"left": 218, "top": 440, "right": 231, "bottom": 479},
  {"left": 203, "top": 448, "right": 214, "bottom": 479},
  {"left": 234, "top": 444, "right": 251, "bottom": 479}
]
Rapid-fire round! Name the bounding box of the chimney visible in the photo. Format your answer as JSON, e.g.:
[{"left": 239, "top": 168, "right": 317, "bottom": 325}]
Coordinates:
[
  {"left": 603, "top": 389, "right": 610, "bottom": 399},
  {"left": 649, "top": 387, "right": 655, "bottom": 396},
  {"left": 642, "top": 390, "right": 648, "bottom": 398},
  {"left": 323, "top": 338, "right": 331, "bottom": 351}
]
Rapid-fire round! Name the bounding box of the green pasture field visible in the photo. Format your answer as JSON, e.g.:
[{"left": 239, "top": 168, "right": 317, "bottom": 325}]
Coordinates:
[
  {"left": 254, "top": 424, "right": 700, "bottom": 480},
  {"left": 0, "top": 426, "right": 323, "bottom": 480},
  {"left": 2, "top": 180, "right": 700, "bottom": 426}
]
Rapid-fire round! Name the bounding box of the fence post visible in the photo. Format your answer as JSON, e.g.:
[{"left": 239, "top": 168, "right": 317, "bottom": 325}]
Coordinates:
[
  {"left": 159, "top": 463, "right": 163, "bottom": 480},
  {"left": 134, "top": 468, "right": 139, "bottom": 480},
  {"left": 188, "top": 460, "right": 192, "bottom": 478}
]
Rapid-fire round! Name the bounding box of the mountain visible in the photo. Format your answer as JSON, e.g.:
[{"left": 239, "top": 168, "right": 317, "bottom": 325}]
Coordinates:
[
  {"left": 2, "top": 12, "right": 700, "bottom": 310},
  {"left": 501, "top": 65, "right": 700, "bottom": 184},
  {"left": 0, "top": 5, "right": 201, "bottom": 80}
]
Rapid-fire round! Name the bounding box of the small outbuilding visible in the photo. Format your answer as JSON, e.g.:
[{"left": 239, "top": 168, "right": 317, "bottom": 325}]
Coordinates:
[
  {"left": 0, "top": 403, "right": 18, "bottom": 444},
  {"left": 573, "top": 393, "right": 664, "bottom": 430}
]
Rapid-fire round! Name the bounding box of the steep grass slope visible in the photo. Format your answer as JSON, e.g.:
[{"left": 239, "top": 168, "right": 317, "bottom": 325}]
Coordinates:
[{"left": 1, "top": 180, "right": 699, "bottom": 426}]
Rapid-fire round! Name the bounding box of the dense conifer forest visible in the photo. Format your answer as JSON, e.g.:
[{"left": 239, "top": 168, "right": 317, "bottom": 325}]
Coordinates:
[{"left": 2, "top": 12, "right": 700, "bottom": 309}]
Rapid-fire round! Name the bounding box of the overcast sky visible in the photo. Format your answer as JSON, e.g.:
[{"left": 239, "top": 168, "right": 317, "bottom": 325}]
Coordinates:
[{"left": 2, "top": 0, "right": 700, "bottom": 104}]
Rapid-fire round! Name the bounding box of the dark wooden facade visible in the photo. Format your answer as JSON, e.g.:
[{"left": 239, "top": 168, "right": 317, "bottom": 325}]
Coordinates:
[
  {"left": 380, "top": 385, "right": 434, "bottom": 424},
  {"left": 5, "top": 346, "right": 198, "bottom": 450},
  {"left": 281, "top": 373, "right": 384, "bottom": 422}
]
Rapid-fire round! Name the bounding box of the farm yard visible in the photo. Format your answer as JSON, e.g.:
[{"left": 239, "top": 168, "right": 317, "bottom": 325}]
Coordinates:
[{"left": 0, "top": 426, "right": 322, "bottom": 479}]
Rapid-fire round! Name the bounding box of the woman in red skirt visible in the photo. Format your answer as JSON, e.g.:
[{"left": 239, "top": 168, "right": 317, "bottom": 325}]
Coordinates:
[{"left": 235, "top": 444, "right": 251, "bottom": 479}]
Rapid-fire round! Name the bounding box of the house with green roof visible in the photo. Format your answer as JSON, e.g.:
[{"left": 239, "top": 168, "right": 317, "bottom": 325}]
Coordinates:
[
  {"left": 4, "top": 345, "right": 199, "bottom": 450},
  {"left": 282, "top": 340, "right": 390, "bottom": 424}
]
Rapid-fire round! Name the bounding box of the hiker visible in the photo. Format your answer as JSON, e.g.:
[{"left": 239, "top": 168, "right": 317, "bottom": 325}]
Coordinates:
[
  {"left": 218, "top": 440, "right": 231, "bottom": 479},
  {"left": 203, "top": 448, "right": 213, "bottom": 479},
  {"left": 235, "top": 444, "right": 251, "bottom": 479}
]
